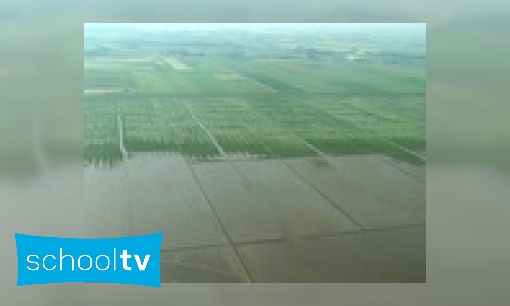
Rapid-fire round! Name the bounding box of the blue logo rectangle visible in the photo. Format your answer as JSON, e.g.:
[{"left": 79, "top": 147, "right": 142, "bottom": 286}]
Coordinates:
[{"left": 15, "top": 232, "right": 163, "bottom": 288}]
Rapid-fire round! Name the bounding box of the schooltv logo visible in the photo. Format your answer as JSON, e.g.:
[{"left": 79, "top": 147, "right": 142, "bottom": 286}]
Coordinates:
[{"left": 15, "top": 232, "right": 163, "bottom": 288}]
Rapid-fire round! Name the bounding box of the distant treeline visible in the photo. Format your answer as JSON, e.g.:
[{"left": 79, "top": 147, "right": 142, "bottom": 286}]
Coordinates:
[{"left": 85, "top": 40, "right": 425, "bottom": 65}]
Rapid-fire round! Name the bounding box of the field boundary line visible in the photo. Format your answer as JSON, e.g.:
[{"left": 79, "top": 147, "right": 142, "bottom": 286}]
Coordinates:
[
  {"left": 226, "top": 104, "right": 367, "bottom": 230},
  {"left": 182, "top": 100, "right": 255, "bottom": 181},
  {"left": 182, "top": 101, "right": 226, "bottom": 157},
  {"left": 115, "top": 111, "right": 134, "bottom": 236},
  {"left": 117, "top": 114, "right": 128, "bottom": 160},
  {"left": 185, "top": 159, "right": 254, "bottom": 283},
  {"left": 159, "top": 223, "right": 425, "bottom": 252}
]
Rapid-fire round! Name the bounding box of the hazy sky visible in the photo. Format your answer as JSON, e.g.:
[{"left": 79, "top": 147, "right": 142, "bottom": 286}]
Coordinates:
[{"left": 84, "top": 23, "right": 426, "bottom": 32}]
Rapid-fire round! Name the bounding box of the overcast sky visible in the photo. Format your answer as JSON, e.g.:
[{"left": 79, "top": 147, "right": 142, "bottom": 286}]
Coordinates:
[{"left": 84, "top": 23, "right": 426, "bottom": 32}]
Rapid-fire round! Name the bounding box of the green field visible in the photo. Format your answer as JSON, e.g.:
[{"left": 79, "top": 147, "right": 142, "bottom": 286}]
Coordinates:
[{"left": 84, "top": 28, "right": 425, "bottom": 166}]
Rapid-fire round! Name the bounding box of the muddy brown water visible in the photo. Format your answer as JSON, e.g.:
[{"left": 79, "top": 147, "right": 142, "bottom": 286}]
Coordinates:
[{"left": 84, "top": 153, "right": 426, "bottom": 282}]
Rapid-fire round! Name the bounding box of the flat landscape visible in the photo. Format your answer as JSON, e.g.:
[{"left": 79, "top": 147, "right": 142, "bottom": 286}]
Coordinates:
[{"left": 84, "top": 23, "right": 426, "bottom": 283}]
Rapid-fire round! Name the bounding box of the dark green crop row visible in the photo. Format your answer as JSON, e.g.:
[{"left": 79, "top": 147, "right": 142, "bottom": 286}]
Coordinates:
[
  {"left": 84, "top": 143, "right": 123, "bottom": 166},
  {"left": 124, "top": 138, "right": 220, "bottom": 160},
  {"left": 238, "top": 71, "right": 305, "bottom": 94}
]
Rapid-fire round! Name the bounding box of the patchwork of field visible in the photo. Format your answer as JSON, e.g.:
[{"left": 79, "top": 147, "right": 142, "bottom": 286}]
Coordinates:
[
  {"left": 84, "top": 56, "right": 425, "bottom": 165},
  {"left": 84, "top": 48, "right": 426, "bottom": 282}
]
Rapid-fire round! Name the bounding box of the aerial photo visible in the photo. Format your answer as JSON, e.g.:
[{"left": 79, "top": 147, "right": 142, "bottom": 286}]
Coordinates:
[{"left": 84, "top": 23, "right": 426, "bottom": 283}]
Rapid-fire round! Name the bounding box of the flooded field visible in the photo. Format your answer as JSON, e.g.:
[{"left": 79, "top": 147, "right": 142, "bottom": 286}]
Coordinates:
[
  {"left": 84, "top": 23, "right": 426, "bottom": 283},
  {"left": 85, "top": 154, "right": 426, "bottom": 282}
]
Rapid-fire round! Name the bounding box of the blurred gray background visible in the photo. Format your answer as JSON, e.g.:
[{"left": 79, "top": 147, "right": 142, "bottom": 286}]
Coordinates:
[{"left": 1, "top": 0, "right": 510, "bottom": 304}]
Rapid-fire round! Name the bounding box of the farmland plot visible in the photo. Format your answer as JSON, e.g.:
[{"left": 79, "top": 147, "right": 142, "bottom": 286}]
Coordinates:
[
  {"left": 188, "top": 74, "right": 273, "bottom": 94},
  {"left": 285, "top": 156, "right": 425, "bottom": 228},
  {"left": 309, "top": 97, "right": 426, "bottom": 157},
  {"left": 84, "top": 75, "right": 134, "bottom": 89},
  {"left": 84, "top": 96, "right": 122, "bottom": 165},
  {"left": 377, "top": 155, "right": 426, "bottom": 182},
  {"left": 232, "top": 60, "right": 425, "bottom": 94},
  {"left": 184, "top": 97, "right": 318, "bottom": 158},
  {"left": 119, "top": 96, "right": 220, "bottom": 160},
  {"left": 235, "top": 225, "right": 425, "bottom": 283},
  {"left": 327, "top": 156, "right": 425, "bottom": 218},
  {"left": 123, "top": 154, "right": 230, "bottom": 249},
  {"left": 344, "top": 95, "right": 426, "bottom": 150},
  {"left": 132, "top": 72, "right": 197, "bottom": 93},
  {"left": 192, "top": 159, "right": 360, "bottom": 243},
  {"left": 84, "top": 23, "right": 426, "bottom": 283},
  {"left": 243, "top": 95, "right": 423, "bottom": 164},
  {"left": 84, "top": 57, "right": 154, "bottom": 69},
  {"left": 182, "top": 58, "right": 234, "bottom": 73}
]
